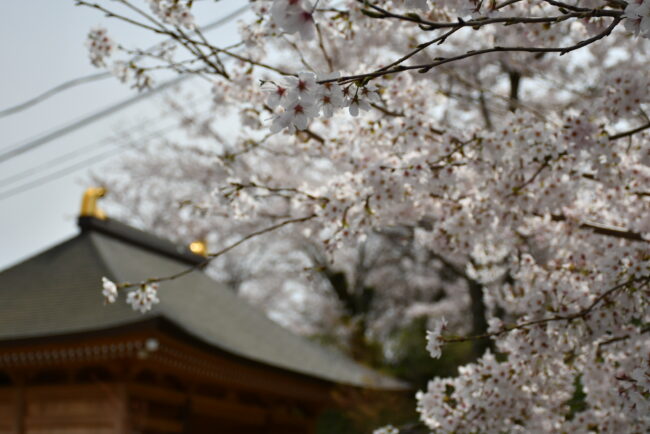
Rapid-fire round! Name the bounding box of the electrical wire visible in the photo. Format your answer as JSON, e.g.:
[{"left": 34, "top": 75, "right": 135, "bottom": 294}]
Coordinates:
[
  {"left": 0, "top": 4, "right": 250, "bottom": 119},
  {"left": 0, "top": 119, "right": 160, "bottom": 188},
  {"left": 0, "top": 122, "right": 183, "bottom": 201},
  {"left": 0, "top": 74, "right": 189, "bottom": 165},
  {"left": 0, "top": 73, "right": 110, "bottom": 118},
  {"left": 0, "top": 92, "right": 213, "bottom": 191},
  {"left": 0, "top": 3, "right": 251, "bottom": 164},
  {"left": 0, "top": 4, "right": 249, "bottom": 200}
]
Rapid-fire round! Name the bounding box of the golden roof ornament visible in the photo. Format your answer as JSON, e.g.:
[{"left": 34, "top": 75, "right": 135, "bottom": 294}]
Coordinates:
[{"left": 80, "top": 187, "right": 107, "bottom": 220}]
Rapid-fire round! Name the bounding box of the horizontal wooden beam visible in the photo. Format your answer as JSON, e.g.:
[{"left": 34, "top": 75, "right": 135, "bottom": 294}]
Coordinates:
[
  {"left": 133, "top": 415, "right": 183, "bottom": 433},
  {"left": 127, "top": 383, "right": 186, "bottom": 406},
  {"left": 127, "top": 382, "right": 269, "bottom": 425},
  {"left": 25, "top": 415, "right": 113, "bottom": 429},
  {"left": 191, "top": 395, "right": 267, "bottom": 425},
  {"left": 24, "top": 383, "right": 118, "bottom": 399}
]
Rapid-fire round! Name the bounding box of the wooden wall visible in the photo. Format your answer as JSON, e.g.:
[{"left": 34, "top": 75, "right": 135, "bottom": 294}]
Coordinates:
[
  {"left": 0, "top": 384, "right": 126, "bottom": 434},
  {"left": 0, "top": 388, "right": 13, "bottom": 434},
  {"left": 0, "top": 330, "right": 341, "bottom": 434},
  {"left": 0, "top": 380, "right": 317, "bottom": 434}
]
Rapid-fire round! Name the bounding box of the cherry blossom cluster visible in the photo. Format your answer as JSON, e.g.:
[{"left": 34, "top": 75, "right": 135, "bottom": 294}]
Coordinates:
[
  {"left": 83, "top": 0, "right": 650, "bottom": 431},
  {"left": 86, "top": 27, "right": 114, "bottom": 67},
  {"left": 101, "top": 276, "right": 118, "bottom": 303},
  {"left": 267, "top": 72, "right": 380, "bottom": 133},
  {"left": 147, "top": 0, "right": 195, "bottom": 29},
  {"left": 126, "top": 283, "right": 160, "bottom": 313},
  {"left": 624, "top": 0, "right": 650, "bottom": 38},
  {"left": 425, "top": 317, "right": 447, "bottom": 359},
  {"left": 417, "top": 351, "right": 581, "bottom": 432},
  {"left": 604, "top": 72, "right": 650, "bottom": 119},
  {"left": 84, "top": 25, "right": 159, "bottom": 91},
  {"left": 101, "top": 277, "right": 160, "bottom": 313}
]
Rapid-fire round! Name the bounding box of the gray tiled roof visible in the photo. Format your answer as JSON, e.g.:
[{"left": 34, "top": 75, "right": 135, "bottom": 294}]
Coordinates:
[{"left": 0, "top": 219, "right": 405, "bottom": 389}]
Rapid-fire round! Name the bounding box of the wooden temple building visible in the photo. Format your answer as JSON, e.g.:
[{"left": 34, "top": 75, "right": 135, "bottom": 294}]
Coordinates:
[{"left": 0, "top": 190, "right": 405, "bottom": 433}]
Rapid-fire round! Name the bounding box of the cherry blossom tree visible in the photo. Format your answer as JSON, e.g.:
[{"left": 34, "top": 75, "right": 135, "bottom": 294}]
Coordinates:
[
  {"left": 95, "top": 136, "right": 477, "bottom": 368},
  {"left": 84, "top": 0, "right": 650, "bottom": 432}
]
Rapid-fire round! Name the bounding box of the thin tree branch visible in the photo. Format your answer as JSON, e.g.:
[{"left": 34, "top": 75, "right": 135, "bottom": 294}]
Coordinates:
[
  {"left": 549, "top": 214, "right": 649, "bottom": 243},
  {"left": 442, "top": 277, "right": 649, "bottom": 343},
  {"left": 322, "top": 17, "right": 621, "bottom": 85},
  {"left": 76, "top": 1, "right": 294, "bottom": 77},
  {"left": 608, "top": 121, "right": 650, "bottom": 140},
  {"left": 116, "top": 214, "right": 316, "bottom": 290},
  {"left": 597, "top": 326, "right": 650, "bottom": 349},
  {"left": 359, "top": 0, "right": 620, "bottom": 31}
]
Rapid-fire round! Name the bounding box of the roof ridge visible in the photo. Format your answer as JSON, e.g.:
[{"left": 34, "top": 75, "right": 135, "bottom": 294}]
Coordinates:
[
  {"left": 78, "top": 216, "right": 204, "bottom": 265},
  {"left": 0, "top": 217, "right": 408, "bottom": 390},
  {"left": 0, "top": 235, "right": 80, "bottom": 275},
  {"left": 85, "top": 229, "right": 119, "bottom": 286}
]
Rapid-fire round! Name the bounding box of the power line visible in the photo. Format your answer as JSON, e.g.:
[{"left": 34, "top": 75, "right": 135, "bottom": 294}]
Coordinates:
[
  {"left": 0, "top": 123, "right": 182, "bottom": 202},
  {"left": 0, "top": 149, "right": 123, "bottom": 202},
  {"left": 0, "top": 93, "right": 212, "bottom": 188},
  {"left": 0, "top": 74, "right": 188, "bottom": 164},
  {"left": 0, "top": 3, "right": 251, "bottom": 165},
  {"left": 0, "top": 4, "right": 250, "bottom": 119},
  {"left": 0, "top": 73, "right": 110, "bottom": 118},
  {"left": 0, "top": 91, "right": 214, "bottom": 200},
  {"left": 0, "top": 135, "right": 114, "bottom": 187},
  {"left": 0, "top": 121, "right": 157, "bottom": 188},
  {"left": 0, "top": 5, "right": 249, "bottom": 198}
]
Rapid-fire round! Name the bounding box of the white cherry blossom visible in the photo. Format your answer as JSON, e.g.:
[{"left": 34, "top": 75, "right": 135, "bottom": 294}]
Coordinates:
[
  {"left": 270, "top": 99, "right": 319, "bottom": 133},
  {"left": 624, "top": 0, "right": 650, "bottom": 38},
  {"left": 264, "top": 82, "right": 289, "bottom": 109},
  {"left": 126, "top": 283, "right": 160, "bottom": 313},
  {"left": 285, "top": 71, "right": 318, "bottom": 103},
  {"left": 425, "top": 317, "right": 447, "bottom": 359},
  {"left": 101, "top": 277, "right": 118, "bottom": 303},
  {"left": 271, "top": 0, "right": 315, "bottom": 40},
  {"left": 315, "top": 78, "right": 345, "bottom": 118},
  {"left": 86, "top": 27, "right": 114, "bottom": 67},
  {"left": 147, "top": 0, "right": 195, "bottom": 29}
]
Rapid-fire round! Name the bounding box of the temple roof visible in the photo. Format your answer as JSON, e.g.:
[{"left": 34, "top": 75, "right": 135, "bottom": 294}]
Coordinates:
[{"left": 0, "top": 217, "right": 405, "bottom": 390}]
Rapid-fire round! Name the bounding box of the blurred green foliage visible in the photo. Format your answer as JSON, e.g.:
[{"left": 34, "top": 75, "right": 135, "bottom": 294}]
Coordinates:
[
  {"left": 565, "top": 375, "right": 588, "bottom": 420},
  {"left": 384, "top": 317, "right": 476, "bottom": 390},
  {"left": 314, "top": 316, "right": 477, "bottom": 433}
]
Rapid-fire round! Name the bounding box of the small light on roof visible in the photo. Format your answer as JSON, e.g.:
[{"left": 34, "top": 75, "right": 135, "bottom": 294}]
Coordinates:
[{"left": 189, "top": 240, "right": 208, "bottom": 257}]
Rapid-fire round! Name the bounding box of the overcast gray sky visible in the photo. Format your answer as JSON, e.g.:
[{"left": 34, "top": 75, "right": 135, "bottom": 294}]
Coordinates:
[{"left": 0, "top": 1, "right": 248, "bottom": 269}]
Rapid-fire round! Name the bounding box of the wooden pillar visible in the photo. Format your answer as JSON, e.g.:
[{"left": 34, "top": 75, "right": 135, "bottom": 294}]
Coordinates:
[
  {"left": 181, "top": 395, "right": 193, "bottom": 434},
  {"left": 12, "top": 378, "right": 25, "bottom": 434},
  {"left": 116, "top": 383, "right": 130, "bottom": 434}
]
